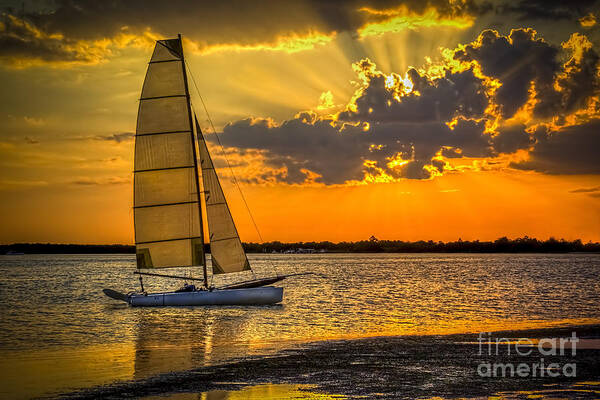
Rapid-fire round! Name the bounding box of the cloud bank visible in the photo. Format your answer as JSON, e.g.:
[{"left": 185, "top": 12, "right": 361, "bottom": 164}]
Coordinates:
[
  {"left": 214, "top": 28, "right": 600, "bottom": 184},
  {"left": 4, "top": 0, "right": 598, "bottom": 67},
  {"left": 0, "top": 0, "right": 483, "bottom": 67}
]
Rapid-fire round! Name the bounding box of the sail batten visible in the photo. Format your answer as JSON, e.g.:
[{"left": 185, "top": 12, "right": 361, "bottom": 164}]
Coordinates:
[
  {"left": 136, "top": 130, "right": 191, "bottom": 137},
  {"left": 134, "top": 166, "right": 195, "bottom": 173},
  {"left": 134, "top": 200, "right": 199, "bottom": 209},
  {"left": 133, "top": 37, "right": 203, "bottom": 269},
  {"left": 137, "top": 236, "right": 203, "bottom": 245}
]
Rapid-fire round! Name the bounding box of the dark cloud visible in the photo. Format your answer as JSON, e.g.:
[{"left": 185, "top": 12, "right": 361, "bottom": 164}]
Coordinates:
[
  {"left": 220, "top": 106, "right": 494, "bottom": 184},
  {"left": 535, "top": 34, "right": 600, "bottom": 119},
  {"left": 570, "top": 186, "right": 600, "bottom": 193},
  {"left": 218, "top": 27, "right": 600, "bottom": 184},
  {"left": 453, "top": 28, "right": 600, "bottom": 122},
  {"left": 510, "top": 119, "right": 600, "bottom": 174},
  {"left": 491, "top": 124, "right": 533, "bottom": 154},
  {"left": 94, "top": 132, "right": 134, "bottom": 143},
  {"left": 560, "top": 43, "right": 600, "bottom": 112},
  {"left": 363, "top": 117, "right": 492, "bottom": 179},
  {"left": 2, "top": 0, "right": 597, "bottom": 67},
  {"left": 496, "top": 0, "right": 599, "bottom": 21},
  {"left": 70, "top": 179, "right": 98, "bottom": 185},
  {"left": 0, "top": 14, "right": 100, "bottom": 65},
  {"left": 221, "top": 114, "right": 368, "bottom": 184},
  {"left": 70, "top": 177, "right": 130, "bottom": 185},
  {"left": 339, "top": 60, "right": 488, "bottom": 123},
  {"left": 0, "top": 0, "right": 486, "bottom": 64},
  {"left": 26, "top": 0, "right": 480, "bottom": 38},
  {"left": 454, "top": 28, "right": 559, "bottom": 119},
  {"left": 569, "top": 185, "right": 600, "bottom": 198},
  {"left": 440, "top": 147, "right": 462, "bottom": 158}
]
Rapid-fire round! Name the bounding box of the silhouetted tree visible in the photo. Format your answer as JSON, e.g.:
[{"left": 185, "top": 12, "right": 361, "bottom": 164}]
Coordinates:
[{"left": 3, "top": 237, "right": 600, "bottom": 254}]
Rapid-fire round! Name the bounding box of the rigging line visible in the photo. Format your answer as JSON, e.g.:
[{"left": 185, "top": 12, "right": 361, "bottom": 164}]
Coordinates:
[
  {"left": 188, "top": 157, "right": 193, "bottom": 279},
  {"left": 184, "top": 61, "right": 280, "bottom": 276}
]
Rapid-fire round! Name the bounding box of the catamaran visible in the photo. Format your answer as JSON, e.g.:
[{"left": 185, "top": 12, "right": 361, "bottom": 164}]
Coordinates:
[{"left": 103, "top": 35, "right": 299, "bottom": 306}]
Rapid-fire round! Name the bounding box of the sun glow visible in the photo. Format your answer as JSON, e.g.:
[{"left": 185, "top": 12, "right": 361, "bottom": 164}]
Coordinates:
[
  {"left": 187, "top": 31, "right": 336, "bottom": 55},
  {"left": 357, "top": 6, "right": 474, "bottom": 37},
  {"left": 384, "top": 72, "right": 414, "bottom": 95}
]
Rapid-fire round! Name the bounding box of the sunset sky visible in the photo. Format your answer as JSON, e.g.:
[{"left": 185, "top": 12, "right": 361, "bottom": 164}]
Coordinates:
[{"left": 1, "top": 0, "right": 600, "bottom": 244}]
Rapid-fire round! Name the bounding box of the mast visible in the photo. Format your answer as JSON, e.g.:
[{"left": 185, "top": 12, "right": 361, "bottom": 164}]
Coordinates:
[{"left": 179, "top": 34, "right": 208, "bottom": 287}]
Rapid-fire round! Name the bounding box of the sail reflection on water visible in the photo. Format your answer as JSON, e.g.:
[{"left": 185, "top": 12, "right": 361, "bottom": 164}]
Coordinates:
[{"left": 133, "top": 309, "right": 251, "bottom": 380}]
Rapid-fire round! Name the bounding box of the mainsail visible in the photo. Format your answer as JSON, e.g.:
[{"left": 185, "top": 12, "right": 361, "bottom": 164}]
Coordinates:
[
  {"left": 196, "top": 117, "right": 251, "bottom": 274},
  {"left": 134, "top": 38, "right": 204, "bottom": 269}
]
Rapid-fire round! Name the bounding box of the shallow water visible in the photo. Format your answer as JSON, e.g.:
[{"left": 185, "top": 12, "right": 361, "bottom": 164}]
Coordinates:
[
  {"left": 142, "top": 382, "right": 600, "bottom": 400},
  {"left": 142, "top": 384, "right": 345, "bottom": 400},
  {"left": 1, "top": 253, "right": 599, "bottom": 398}
]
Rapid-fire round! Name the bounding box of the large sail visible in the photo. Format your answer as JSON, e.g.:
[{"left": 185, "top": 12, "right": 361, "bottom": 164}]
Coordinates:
[
  {"left": 133, "top": 38, "right": 204, "bottom": 269},
  {"left": 195, "top": 117, "right": 251, "bottom": 274}
]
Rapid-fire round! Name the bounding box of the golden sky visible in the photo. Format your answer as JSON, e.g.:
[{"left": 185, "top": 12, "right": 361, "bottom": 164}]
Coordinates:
[{"left": 1, "top": 0, "right": 600, "bottom": 243}]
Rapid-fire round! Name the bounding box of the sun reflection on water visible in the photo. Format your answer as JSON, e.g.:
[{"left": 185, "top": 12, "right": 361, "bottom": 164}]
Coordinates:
[{"left": 0, "top": 253, "right": 599, "bottom": 399}]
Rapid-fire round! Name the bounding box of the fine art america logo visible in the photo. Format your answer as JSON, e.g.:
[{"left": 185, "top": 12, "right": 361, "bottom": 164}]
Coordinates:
[{"left": 477, "top": 332, "right": 578, "bottom": 378}]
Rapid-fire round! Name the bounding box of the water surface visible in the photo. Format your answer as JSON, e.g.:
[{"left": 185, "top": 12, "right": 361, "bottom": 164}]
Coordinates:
[
  {"left": 1, "top": 253, "right": 599, "bottom": 398},
  {"left": 142, "top": 382, "right": 600, "bottom": 400}
]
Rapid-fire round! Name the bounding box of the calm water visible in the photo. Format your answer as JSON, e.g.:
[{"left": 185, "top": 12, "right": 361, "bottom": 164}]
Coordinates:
[
  {"left": 142, "top": 382, "right": 600, "bottom": 400},
  {"left": 1, "top": 253, "right": 599, "bottom": 398}
]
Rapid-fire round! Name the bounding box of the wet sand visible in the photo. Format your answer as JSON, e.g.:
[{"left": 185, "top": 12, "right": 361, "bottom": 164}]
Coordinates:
[{"left": 61, "top": 324, "right": 600, "bottom": 399}]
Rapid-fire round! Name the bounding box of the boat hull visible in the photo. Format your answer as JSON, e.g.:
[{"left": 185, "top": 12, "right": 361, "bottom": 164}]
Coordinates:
[{"left": 128, "top": 286, "right": 283, "bottom": 307}]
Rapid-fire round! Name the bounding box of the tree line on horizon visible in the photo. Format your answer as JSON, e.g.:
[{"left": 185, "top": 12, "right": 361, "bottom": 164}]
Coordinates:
[
  {"left": 2, "top": 236, "right": 600, "bottom": 254},
  {"left": 244, "top": 236, "right": 600, "bottom": 253}
]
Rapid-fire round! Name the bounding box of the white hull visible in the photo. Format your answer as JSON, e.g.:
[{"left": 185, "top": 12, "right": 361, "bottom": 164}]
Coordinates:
[{"left": 128, "top": 286, "right": 283, "bottom": 307}]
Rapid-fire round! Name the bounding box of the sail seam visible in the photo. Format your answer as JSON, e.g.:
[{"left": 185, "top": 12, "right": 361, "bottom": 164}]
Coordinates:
[
  {"left": 136, "top": 130, "right": 190, "bottom": 137},
  {"left": 134, "top": 201, "right": 199, "bottom": 209},
  {"left": 134, "top": 165, "right": 194, "bottom": 173},
  {"left": 136, "top": 264, "right": 203, "bottom": 269},
  {"left": 148, "top": 59, "right": 181, "bottom": 64},
  {"left": 210, "top": 236, "right": 240, "bottom": 243},
  {"left": 140, "top": 94, "right": 186, "bottom": 101},
  {"left": 158, "top": 39, "right": 182, "bottom": 59},
  {"left": 206, "top": 201, "right": 227, "bottom": 206},
  {"left": 136, "top": 236, "right": 203, "bottom": 245}
]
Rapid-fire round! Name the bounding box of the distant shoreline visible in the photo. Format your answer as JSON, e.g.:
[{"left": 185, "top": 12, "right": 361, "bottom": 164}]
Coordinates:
[{"left": 2, "top": 237, "right": 600, "bottom": 254}]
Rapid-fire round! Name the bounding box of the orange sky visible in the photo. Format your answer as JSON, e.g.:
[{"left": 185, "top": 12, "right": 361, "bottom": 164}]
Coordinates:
[
  {"left": 1, "top": 1, "right": 600, "bottom": 244},
  {"left": 2, "top": 169, "right": 599, "bottom": 244}
]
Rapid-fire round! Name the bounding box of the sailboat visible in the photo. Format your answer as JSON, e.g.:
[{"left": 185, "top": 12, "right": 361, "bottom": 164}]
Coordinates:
[{"left": 103, "top": 35, "right": 296, "bottom": 306}]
